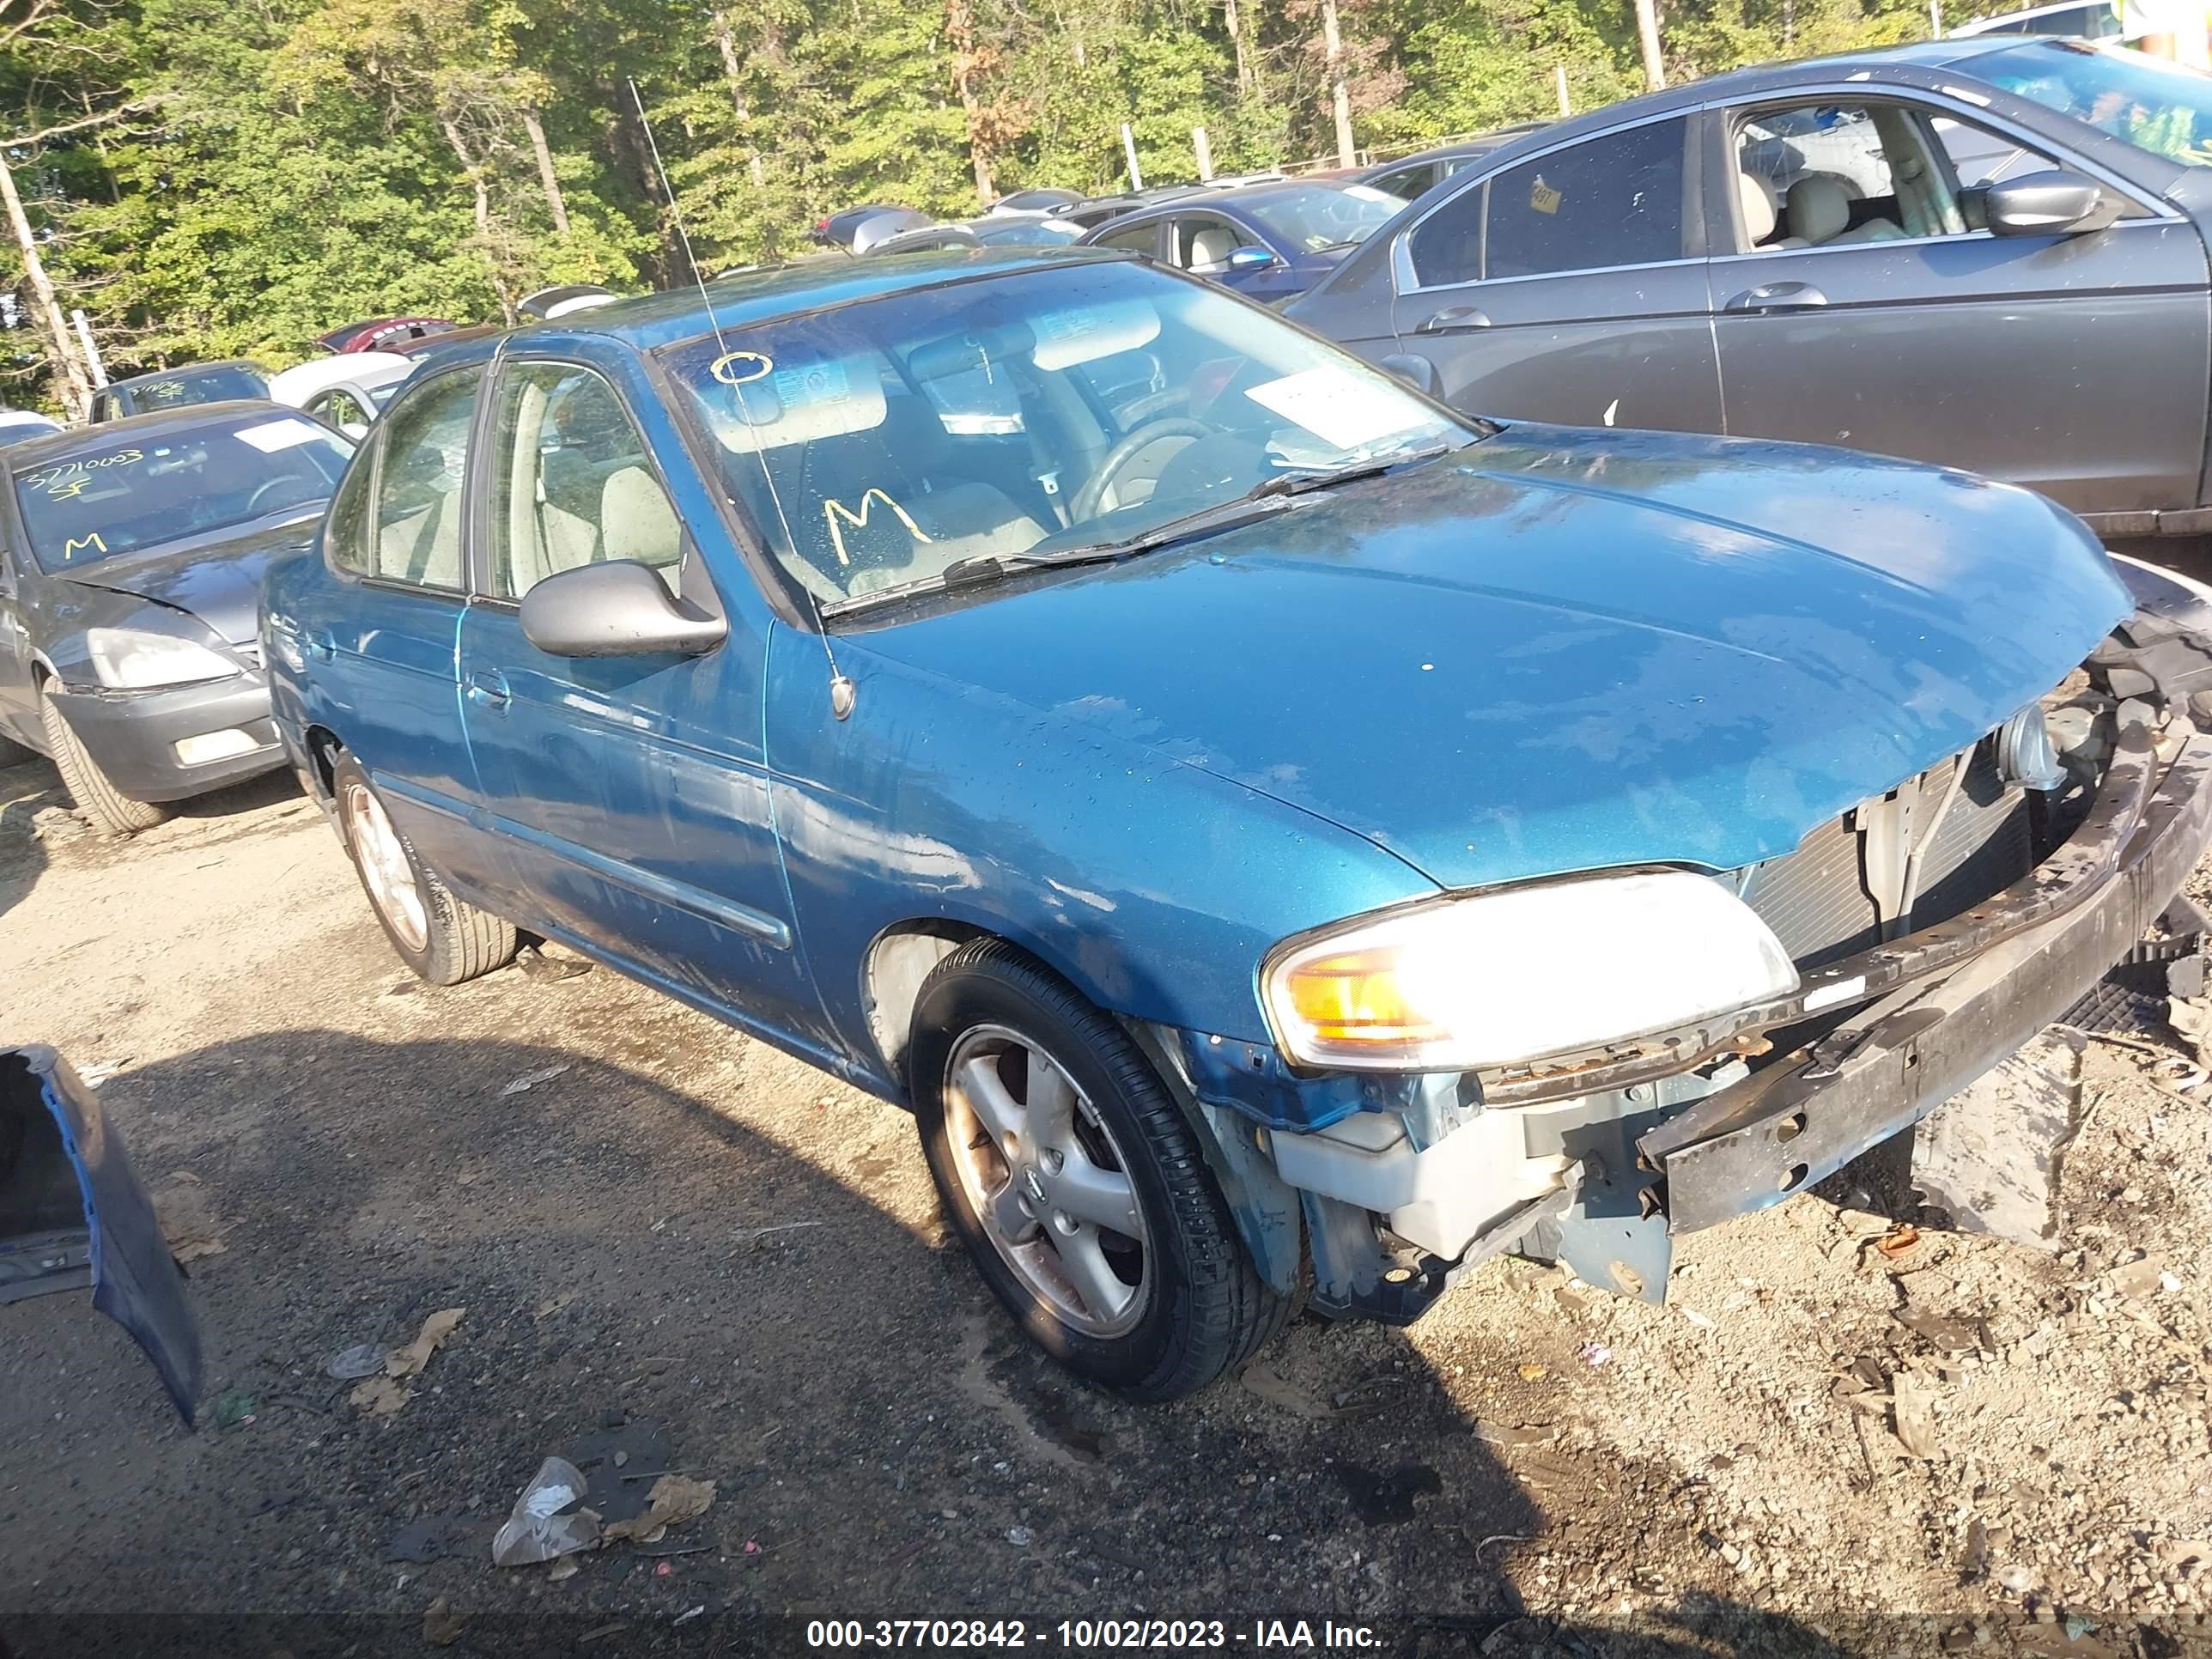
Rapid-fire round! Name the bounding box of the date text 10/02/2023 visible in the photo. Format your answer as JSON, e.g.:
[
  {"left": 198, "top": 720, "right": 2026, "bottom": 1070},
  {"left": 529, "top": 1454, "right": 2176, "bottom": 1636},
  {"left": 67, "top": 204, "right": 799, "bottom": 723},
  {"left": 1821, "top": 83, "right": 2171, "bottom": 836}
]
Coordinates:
[{"left": 804, "top": 1620, "right": 1386, "bottom": 1650}]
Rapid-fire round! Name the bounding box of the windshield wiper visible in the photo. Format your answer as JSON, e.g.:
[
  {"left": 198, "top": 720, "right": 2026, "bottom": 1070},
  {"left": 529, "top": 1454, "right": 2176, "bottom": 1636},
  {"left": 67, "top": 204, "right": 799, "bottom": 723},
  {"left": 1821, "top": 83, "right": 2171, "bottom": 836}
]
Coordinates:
[{"left": 817, "top": 441, "right": 1465, "bottom": 619}]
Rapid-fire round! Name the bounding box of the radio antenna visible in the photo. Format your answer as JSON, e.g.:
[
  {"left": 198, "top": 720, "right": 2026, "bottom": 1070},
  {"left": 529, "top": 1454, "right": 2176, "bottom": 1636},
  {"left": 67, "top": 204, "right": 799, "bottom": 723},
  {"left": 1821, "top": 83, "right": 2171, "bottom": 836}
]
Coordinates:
[{"left": 627, "top": 76, "right": 854, "bottom": 719}]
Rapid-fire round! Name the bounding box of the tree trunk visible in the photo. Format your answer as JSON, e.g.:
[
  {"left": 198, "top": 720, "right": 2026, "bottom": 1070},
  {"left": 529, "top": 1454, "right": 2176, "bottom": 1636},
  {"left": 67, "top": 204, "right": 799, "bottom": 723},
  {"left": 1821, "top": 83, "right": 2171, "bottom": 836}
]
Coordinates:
[
  {"left": 711, "top": 12, "right": 768, "bottom": 186},
  {"left": 439, "top": 115, "right": 516, "bottom": 325},
  {"left": 0, "top": 150, "right": 90, "bottom": 421},
  {"left": 522, "top": 108, "right": 571, "bottom": 234},
  {"left": 946, "top": 0, "right": 995, "bottom": 206},
  {"left": 1633, "top": 0, "right": 1667, "bottom": 89},
  {"left": 1320, "top": 0, "right": 1355, "bottom": 168},
  {"left": 1224, "top": 0, "right": 1251, "bottom": 94}
]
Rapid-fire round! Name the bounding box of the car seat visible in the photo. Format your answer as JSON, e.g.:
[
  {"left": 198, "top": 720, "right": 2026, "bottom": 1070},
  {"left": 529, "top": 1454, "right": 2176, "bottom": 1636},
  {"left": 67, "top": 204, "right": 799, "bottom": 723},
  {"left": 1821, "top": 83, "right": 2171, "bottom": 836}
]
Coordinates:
[
  {"left": 1787, "top": 175, "right": 1905, "bottom": 245},
  {"left": 1185, "top": 225, "right": 1241, "bottom": 270}
]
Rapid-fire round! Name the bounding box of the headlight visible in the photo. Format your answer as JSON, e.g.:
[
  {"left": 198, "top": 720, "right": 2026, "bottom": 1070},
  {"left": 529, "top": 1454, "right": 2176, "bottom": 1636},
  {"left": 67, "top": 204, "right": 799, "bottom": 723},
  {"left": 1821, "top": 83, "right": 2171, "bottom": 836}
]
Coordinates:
[
  {"left": 83, "top": 628, "right": 239, "bottom": 690},
  {"left": 1261, "top": 871, "right": 1800, "bottom": 1073}
]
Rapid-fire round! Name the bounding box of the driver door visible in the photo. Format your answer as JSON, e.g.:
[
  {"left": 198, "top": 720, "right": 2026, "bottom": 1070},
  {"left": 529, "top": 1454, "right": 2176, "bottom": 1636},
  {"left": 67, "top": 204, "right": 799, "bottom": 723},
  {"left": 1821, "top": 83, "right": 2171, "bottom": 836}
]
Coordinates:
[
  {"left": 1705, "top": 93, "right": 2210, "bottom": 514},
  {"left": 456, "top": 351, "right": 821, "bottom": 1041}
]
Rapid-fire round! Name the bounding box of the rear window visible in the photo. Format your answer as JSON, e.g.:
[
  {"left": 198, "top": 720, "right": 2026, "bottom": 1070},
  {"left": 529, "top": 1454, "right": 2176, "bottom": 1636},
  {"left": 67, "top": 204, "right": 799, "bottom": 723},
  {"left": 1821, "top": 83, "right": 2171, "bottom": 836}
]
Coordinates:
[
  {"left": 119, "top": 364, "right": 269, "bottom": 410},
  {"left": 14, "top": 414, "right": 351, "bottom": 572}
]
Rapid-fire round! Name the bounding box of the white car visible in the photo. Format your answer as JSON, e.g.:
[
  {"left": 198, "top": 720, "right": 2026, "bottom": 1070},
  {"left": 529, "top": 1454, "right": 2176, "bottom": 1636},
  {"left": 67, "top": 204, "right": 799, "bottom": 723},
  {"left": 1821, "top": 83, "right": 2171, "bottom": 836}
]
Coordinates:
[
  {"left": 267, "top": 352, "right": 416, "bottom": 439},
  {"left": 0, "top": 410, "right": 63, "bottom": 449}
]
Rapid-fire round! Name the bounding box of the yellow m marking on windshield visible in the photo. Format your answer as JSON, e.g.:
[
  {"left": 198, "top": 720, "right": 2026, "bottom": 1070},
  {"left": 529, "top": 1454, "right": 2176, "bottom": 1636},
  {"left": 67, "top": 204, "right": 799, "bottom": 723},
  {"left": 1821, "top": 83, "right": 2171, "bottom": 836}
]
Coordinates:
[
  {"left": 822, "top": 489, "right": 932, "bottom": 569},
  {"left": 62, "top": 532, "right": 107, "bottom": 560}
]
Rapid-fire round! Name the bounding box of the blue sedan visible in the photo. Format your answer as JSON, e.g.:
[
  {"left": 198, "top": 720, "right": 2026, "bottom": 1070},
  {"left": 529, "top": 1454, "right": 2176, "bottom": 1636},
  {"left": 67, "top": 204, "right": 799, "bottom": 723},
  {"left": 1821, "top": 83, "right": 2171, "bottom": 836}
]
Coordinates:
[
  {"left": 264, "top": 248, "right": 2212, "bottom": 1398},
  {"left": 1077, "top": 179, "right": 1408, "bottom": 304}
]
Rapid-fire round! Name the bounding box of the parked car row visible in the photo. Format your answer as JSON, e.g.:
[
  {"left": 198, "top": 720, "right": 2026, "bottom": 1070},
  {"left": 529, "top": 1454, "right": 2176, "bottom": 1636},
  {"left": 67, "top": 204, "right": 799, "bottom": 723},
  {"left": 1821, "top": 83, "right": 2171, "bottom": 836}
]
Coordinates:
[{"left": 10, "top": 40, "right": 2212, "bottom": 1406}]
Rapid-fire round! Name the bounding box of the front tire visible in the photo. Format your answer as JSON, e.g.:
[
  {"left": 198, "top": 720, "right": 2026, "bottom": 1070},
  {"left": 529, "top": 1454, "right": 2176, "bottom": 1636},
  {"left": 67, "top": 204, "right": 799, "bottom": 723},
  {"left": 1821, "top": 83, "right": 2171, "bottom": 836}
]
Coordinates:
[
  {"left": 332, "top": 751, "right": 515, "bottom": 985},
  {"left": 40, "top": 684, "right": 169, "bottom": 837},
  {"left": 910, "top": 939, "right": 1285, "bottom": 1401}
]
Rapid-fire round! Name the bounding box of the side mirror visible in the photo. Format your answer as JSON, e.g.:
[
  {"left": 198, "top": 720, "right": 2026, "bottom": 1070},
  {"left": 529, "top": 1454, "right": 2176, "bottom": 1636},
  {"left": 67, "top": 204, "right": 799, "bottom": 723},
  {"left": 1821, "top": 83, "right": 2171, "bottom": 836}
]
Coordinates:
[
  {"left": 519, "top": 560, "right": 727, "bottom": 659},
  {"left": 1981, "top": 169, "right": 2119, "bottom": 237},
  {"left": 1226, "top": 246, "right": 1281, "bottom": 271}
]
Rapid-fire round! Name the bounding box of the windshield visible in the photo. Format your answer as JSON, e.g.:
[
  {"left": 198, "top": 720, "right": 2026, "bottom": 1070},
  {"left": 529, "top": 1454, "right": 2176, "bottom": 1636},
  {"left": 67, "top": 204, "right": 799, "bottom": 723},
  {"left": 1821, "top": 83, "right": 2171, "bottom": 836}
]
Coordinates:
[
  {"left": 118, "top": 363, "right": 269, "bottom": 410},
  {"left": 1240, "top": 183, "right": 1408, "bottom": 251},
  {"left": 1977, "top": 40, "right": 2212, "bottom": 166},
  {"left": 659, "top": 261, "right": 1469, "bottom": 608},
  {"left": 14, "top": 412, "right": 352, "bottom": 573}
]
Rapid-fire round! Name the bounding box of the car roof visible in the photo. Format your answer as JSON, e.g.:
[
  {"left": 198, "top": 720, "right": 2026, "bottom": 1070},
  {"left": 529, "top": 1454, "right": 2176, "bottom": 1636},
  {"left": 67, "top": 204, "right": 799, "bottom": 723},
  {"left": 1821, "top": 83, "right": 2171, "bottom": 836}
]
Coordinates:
[
  {"left": 102, "top": 358, "right": 267, "bottom": 392},
  {"left": 6, "top": 398, "right": 300, "bottom": 468},
  {"left": 507, "top": 247, "right": 1132, "bottom": 354}
]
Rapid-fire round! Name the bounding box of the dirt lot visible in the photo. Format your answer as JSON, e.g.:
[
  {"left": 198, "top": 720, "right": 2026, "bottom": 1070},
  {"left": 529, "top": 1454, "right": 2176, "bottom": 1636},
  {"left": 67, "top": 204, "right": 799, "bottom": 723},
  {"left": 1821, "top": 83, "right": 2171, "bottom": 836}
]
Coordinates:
[{"left": 3, "top": 755, "right": 2211, "bottom": 1659}]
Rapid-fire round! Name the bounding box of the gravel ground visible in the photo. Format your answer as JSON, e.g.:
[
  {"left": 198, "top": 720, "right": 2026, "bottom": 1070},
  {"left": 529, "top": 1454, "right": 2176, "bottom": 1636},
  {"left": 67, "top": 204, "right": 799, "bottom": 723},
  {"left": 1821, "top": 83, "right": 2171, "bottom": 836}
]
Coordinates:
[{"left": 3, "top": 755, "right": 2211, "bottom": 1659}]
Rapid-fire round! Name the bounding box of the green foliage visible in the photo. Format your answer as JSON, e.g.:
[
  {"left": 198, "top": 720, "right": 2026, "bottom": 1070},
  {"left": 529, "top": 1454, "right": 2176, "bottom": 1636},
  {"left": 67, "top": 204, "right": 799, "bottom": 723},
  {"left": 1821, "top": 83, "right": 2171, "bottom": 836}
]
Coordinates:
[{"left": 0, "top": 0, "right": 1941, "bottom": 406}]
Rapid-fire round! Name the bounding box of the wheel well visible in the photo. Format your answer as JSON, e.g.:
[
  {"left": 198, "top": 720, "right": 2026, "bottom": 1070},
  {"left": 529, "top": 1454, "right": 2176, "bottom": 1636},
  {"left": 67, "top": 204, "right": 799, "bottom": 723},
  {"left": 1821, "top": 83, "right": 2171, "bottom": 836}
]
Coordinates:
[
  {"left": 302, "top": 726, "right": 343, "bottom": 803},
  {"left": 864, "top": 921, "right": 994, "bottom": 1090}
]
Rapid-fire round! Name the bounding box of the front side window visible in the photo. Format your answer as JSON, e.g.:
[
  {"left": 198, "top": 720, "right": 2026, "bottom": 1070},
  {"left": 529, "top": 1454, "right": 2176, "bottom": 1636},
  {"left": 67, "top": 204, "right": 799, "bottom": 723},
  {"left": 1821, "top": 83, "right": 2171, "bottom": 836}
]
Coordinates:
[
  {"left": 368, "top": 368, "right": 480, "bottom": 589},
  {"left": 1480, "top": 118, "right": 1687, "bottom": 279},
  {"left": 12, "top": 411, "right": 351, "bottom": 573},
  {"left": 1407, "top": 180, "right": 1486, "bottom": 287},
  {"left": 1978, "top": 40, "right": 2212, "bottom": 167},
  {"left": 660, "top": 261, "right": 1474, "bottom": 613},
  {"left": 488, "top": 363, "right": 682, "bottom": 599},
  {"left": 1173, "top": 215, "right": 1258, "bottom": 272}
]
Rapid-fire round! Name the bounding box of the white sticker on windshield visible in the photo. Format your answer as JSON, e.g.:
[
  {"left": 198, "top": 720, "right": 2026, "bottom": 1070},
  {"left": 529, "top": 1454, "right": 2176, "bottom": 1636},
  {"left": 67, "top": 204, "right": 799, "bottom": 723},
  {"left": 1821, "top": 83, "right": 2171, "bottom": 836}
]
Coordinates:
[
  {"left": 1244, "top": 367, "right": 1429, "bottom": 452},
  {"left": 234, "top": 416, "right": 326, "bottom": 453},
  {"left": 1343, "top": 184, "right": 1399, "bottom": 204}
]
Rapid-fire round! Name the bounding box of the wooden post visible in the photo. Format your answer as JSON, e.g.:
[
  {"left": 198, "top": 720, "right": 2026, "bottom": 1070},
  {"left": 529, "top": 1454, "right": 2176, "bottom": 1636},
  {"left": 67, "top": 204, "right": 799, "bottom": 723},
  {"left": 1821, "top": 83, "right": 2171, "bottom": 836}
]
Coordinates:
[
  {"left": 1122, "top": 123, "right": 1144, "bottom": 190},
  {"left": 1633, "top": 0, "right": 1667, "bottom": 90},
  {"left": 1320, "top": 0, "right": 1356, "bottom": 168},
  {"left": 1194, "top": 125, "right": 1213, "bottom": 181},
  {"left": 1554, "top": 64, "right": 1571, "bottom": 116}
]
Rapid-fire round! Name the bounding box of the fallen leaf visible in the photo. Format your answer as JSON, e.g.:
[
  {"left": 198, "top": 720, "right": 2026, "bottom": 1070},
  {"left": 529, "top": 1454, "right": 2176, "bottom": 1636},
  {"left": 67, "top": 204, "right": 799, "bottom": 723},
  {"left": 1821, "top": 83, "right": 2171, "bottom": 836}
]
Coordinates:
[
  {"left": 422, "top": 1596, "right": 465, "bottom": 1647},
  {"left": 604, "top": 1474, "right": 716, "bottom": 1546},
  {"left": 500, "top": 1063, "right": 571, "bottom": 1097},
  {"left": 1517, "top": 1364, "right": 1548, "bottom": 1381},
  {"left": 1875, "top": 1224, "right": 1923, "bottom": 1260},
  {"left": 1892, "top": 1370, "right": 1940, "bottom": 1459},
  {"left": 350, "top": 1307, "right": 464, "bottom": 1413}
]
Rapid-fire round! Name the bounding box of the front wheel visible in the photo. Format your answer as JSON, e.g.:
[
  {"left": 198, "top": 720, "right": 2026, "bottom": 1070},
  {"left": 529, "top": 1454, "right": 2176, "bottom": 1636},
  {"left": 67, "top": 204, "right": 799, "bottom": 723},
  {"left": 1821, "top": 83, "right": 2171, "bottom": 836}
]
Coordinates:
[
  {"left": 40, "top": 684, "right": 169, "bottom": 837},
  {"left": 911, "top": 939, "right": 1285, "bottom": 1400},
  {"left": 332, "top": 751, "right": 515, "bottom": 985}
]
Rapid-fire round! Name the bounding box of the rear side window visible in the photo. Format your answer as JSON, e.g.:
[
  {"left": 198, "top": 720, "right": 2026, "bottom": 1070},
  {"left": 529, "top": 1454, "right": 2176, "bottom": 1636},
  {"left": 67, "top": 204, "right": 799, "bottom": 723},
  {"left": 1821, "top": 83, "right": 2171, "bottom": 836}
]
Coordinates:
[
  {"left": 323, "top": 438, "right": 377, "bottom": 577},
  {"left": 1095, "top": 219, "right": 1161, "bottom": 254},
  {"left": 366, "top": 367, "right": 481, "bottom": 590},
  {"left": 1481, "top": 118, "right": 1687, "bottom": 279}
]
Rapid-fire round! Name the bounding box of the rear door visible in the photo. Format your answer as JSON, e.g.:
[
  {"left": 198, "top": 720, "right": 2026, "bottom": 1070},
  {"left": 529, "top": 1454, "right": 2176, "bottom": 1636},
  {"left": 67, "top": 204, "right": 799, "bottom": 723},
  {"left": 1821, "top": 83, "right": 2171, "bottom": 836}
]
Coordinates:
[
  {"left": 1385, "top": 112, "right": 1727, "bottom": 434},
  {"left": 455, "top": 350, "right": 820, "bottom": 1041},
  {"left": 307, "top": 364, "right": 497, "bottom": 892},
  {"left": 1705, "top": 88, "right": 2210, "bottom": 514}
]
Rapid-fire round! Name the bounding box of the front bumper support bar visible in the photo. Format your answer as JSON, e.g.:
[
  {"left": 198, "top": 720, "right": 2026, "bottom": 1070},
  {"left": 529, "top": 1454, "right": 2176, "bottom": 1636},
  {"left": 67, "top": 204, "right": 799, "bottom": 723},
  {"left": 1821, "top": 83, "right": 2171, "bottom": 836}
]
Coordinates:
[{"left": 1639, "top": 723, "right": 2212, "bottom": 1234}]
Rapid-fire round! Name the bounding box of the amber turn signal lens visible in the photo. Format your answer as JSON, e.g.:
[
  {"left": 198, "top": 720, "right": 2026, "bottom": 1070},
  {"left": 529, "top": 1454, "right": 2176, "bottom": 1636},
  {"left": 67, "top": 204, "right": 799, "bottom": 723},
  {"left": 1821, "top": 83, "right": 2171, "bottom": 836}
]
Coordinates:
[{"left": 1279, "top": 946, "right": 1447, "bottom": 1046}]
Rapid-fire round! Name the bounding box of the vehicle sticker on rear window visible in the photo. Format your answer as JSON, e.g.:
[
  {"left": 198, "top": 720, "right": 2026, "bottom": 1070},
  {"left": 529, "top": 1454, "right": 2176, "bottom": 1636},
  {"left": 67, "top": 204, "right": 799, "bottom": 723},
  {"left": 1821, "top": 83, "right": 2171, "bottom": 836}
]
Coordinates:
[
  {"left": 1244, "top": 366, "right": 1431, "bottom": 452},
  {"left": 234, "top": 417, "right": 327, "bottom": 453},
  {"left": 1344, "top": 184, "right": 1399, "bottom": 204}
]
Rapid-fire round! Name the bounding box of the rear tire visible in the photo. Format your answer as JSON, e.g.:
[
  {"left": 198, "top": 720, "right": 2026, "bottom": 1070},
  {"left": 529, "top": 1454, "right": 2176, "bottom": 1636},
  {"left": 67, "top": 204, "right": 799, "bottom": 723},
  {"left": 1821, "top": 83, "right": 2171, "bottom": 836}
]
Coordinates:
[
  {"left": 332, "top": 750, "right": 515, "bottom": 985},
  {"left": 40, "top": 684, "right": 169, "bottom": 837},
  {"left": 910, "top": 939, "right": 1285, "bottom": 1401}
]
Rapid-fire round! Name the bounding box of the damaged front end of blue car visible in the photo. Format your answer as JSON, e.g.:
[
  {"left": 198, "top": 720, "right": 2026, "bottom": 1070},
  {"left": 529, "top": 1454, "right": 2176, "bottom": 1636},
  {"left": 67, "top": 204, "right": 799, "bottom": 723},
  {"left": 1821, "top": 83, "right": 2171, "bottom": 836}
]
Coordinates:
[
  {"left": 1130, "top": 556, "right": 2212, "bottom": 1327},
  {"left": 0, "top": 1047, "right": 203, "bottom": 1425}
]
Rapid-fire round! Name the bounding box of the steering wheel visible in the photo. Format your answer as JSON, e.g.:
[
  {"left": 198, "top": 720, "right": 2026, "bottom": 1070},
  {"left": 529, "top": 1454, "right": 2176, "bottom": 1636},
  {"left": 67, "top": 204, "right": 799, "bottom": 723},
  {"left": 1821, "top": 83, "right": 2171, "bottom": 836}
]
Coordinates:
[
  {"left": 1070, "top": 417, "right": 1213, "bottom": 524},
  {"left": 246, "top": 477, "right": 313, "bottom": 516},
  {"left": 1113, "top": 386, "right": 1189, "bottom": 426}
]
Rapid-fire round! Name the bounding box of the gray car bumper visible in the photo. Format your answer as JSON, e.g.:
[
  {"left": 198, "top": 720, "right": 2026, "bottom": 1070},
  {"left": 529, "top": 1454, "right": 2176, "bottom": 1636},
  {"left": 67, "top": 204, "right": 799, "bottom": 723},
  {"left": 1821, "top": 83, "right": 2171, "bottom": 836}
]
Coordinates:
[{"left": 46, "top": 674, "right": 283, "bottom": 804}]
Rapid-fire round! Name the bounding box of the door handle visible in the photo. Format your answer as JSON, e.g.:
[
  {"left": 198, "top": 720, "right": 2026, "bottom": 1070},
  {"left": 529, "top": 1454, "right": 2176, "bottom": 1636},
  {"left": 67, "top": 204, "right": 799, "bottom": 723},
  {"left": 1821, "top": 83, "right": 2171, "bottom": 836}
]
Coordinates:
[
  {"left": 1416, "top": 305, "right": 1492, "bottom": 334},
  {"left": 1723, "top": 282, "right": 1829, "bottom": 313},
  {"left": 465, "top": 669, "right": 510, "bottom": 710},
  {"left": 304, "top": 628, "right": 335, "bottom": 661}
]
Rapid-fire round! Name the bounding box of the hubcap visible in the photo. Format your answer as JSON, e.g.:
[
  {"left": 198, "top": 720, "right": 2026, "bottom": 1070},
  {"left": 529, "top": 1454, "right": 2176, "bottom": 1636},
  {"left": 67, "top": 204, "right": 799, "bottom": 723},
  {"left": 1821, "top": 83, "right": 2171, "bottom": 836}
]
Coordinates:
[
  {"left": 944, "top": 1024, "right": 1151, "bottom": 1338},
  {"left": 342, "top": 780, "right": 428, "bottom": 954}
]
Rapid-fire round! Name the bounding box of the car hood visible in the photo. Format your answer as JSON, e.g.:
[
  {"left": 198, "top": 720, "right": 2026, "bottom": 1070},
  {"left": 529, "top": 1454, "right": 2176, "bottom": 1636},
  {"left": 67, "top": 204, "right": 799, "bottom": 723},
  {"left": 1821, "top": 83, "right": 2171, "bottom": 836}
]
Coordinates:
[
  {"left": 58, "top": 515, "right": 320, "bottom": 645},
  {"left": 848, "top": 424, "right": 2131, "bottom": 890}
]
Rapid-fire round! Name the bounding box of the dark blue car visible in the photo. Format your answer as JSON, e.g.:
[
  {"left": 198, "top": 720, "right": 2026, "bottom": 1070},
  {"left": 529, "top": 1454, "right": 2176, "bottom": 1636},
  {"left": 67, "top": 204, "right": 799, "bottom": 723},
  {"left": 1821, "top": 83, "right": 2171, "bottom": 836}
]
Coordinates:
[
  {"left": 264, "top": 247, "right": 2212, "bottom": 1399},
  {"left": 1077, "top": 179, "right": 1409, "bottom": 305}
]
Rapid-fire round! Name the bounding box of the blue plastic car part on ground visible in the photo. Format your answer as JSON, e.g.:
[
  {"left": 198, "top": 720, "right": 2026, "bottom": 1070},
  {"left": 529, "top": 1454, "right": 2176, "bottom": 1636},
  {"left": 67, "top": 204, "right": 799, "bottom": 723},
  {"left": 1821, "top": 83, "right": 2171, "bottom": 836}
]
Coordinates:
[{"left": 0, "top": 1047, "right": 203, "bottom": 1425}]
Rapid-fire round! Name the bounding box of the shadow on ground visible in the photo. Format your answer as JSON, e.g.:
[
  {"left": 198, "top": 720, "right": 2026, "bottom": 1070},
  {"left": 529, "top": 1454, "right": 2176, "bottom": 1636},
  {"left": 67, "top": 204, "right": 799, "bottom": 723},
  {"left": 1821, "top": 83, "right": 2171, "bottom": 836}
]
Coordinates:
[{"left": 0, "top": 1030, "right": 1871, "bottom": 1657}]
